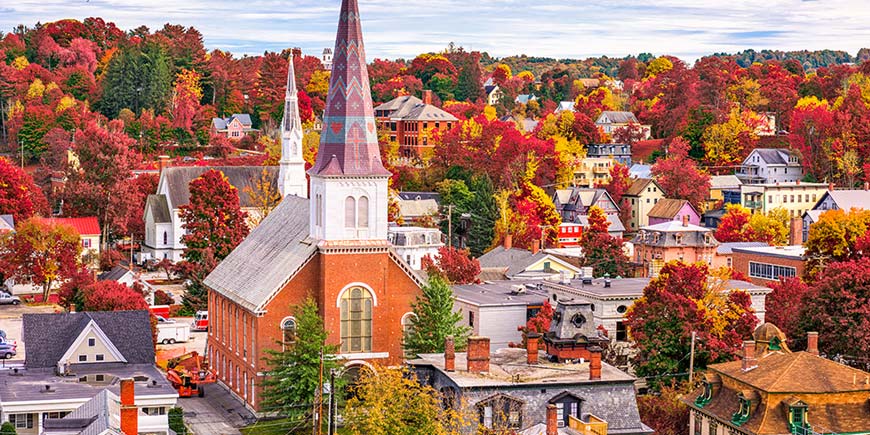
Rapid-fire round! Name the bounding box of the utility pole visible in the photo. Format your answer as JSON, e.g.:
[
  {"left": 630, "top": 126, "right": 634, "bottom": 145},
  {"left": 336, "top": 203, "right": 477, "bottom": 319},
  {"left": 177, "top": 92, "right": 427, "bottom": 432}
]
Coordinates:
[
  {"left": 447, "top": 204, "right": 454, "bottom": 248},
  {"left": 327, "top": 369, "right": 336, "bottom": 435},
  {"left": 315, "top": 349, "right": 324, "bottom": 435},
  {"left": 129, "top": 233, "right": 134, "bottom": 267},
  {"left": 688, "top": 331, "right": 697, "bottom": 384}
]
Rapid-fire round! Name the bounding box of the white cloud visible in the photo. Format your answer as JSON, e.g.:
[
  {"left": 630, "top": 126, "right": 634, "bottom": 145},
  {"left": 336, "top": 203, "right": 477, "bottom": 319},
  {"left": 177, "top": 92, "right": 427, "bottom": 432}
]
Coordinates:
[{"left": 2, "top": 0, "right": 870, "bottom": 61}]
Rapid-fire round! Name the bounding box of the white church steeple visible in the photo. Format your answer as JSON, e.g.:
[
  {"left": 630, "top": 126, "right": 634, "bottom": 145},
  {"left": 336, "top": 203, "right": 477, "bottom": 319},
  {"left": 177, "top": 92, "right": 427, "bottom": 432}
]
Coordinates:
[{"left": 278, "top": 54, "right": 307, "bottom": 198}]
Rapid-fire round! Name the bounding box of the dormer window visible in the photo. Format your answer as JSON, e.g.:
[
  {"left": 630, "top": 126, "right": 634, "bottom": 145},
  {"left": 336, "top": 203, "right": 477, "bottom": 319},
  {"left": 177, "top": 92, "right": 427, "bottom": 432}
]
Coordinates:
[
  {"left": 731, "top": 391, "right": 757, "bottom": 426},
  {"left": 788, "top": 401, "right": 811, "bottom": 435},
  {"left": 769, "top": 336, "right": 782, "bottom": 351}
]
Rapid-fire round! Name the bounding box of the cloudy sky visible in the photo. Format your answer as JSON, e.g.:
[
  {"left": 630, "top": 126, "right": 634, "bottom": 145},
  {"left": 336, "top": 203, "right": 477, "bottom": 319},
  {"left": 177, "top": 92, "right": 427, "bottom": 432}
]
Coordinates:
[{"left": 2, "top": 0, "right": 869, "bottom": 61}]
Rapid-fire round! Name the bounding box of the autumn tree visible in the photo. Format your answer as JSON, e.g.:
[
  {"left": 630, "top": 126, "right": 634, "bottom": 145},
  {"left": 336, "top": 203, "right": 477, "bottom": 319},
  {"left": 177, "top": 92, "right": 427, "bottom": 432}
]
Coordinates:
[
  {"left": 421, "top": 246, "right": 481, "bottom": 285},
  {"left": 57, "top": 267, "right": 95, "bottom": 309},
  {"left": 601, "top": 163, "right": 632, "bottom": 228},
  {"left": 80, "top": 281, "right": 148, "bottom": 311},
  {"left": 0, "top": 218, "right": 81, "bottom": 300},
  {"left": 259, "top": 297, "right": 341, "bottom": 423},
  {"left": 177, "top": 169, "right": 248, "bottom": 311},
  {"left": 715, "top": 204, "right": 754, "bottom": 242},
  {"left": 579, "top": 206, "right": 630, "bottom": 277},
  {"left": 170, "top": 68, "right": 203, "bottom": 137},
  {"left": 241, "top": 168, "right": 281, "bottom": 226},
  {"left": 636, "top": 381, "right": 690, "bottom": 435},
  {"left": 612, "top": 122, "right": 646, "bottom": 147},
  {"left": 804, "top": 208, "right": 870, "bottom": 278},
  {"left": 404, "top": 275, "right": 470, "bottom": 356},
  {"left": 764, "top": 277, "right": 811, "bottom": 340},
  {"left": 651, "top": 138, "right": 711, "bottom": 210},
  {"left": 625, "top": 262, "right": 758, "bottom": 387},
  {"left": 344, "top": 366, "right": 465, "bottom": 435},
  {"left": 0, "top": 156, "right": 49, "bottom": 221},
  {"left": 798, "top": 257, "right": 870, "bottom": 357}
]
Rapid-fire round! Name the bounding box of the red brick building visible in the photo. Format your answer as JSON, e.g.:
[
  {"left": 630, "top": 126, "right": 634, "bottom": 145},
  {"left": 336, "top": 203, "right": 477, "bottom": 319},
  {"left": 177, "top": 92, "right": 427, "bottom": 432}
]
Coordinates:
[
  {"left": 374, "top": 90, "right": 457, "bottom": 158},
  {"left": 204, "top": 0, "right": 423, "bottom": 412},
  {"left": 730, "top": 245, "right": 806, "bottom": 286}
]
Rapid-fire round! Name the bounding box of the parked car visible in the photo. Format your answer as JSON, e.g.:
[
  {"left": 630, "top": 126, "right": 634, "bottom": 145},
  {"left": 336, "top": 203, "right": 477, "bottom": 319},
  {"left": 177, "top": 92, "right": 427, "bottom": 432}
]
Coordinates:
[
  {"left": 155, "top": 315, "right": 175, "bottom": 324},
  {"left": 0, "top": 293, "right": 20, "bottom": 305},
  {"left": 0, "top": 342, "right": 16, "bottom": 359}
]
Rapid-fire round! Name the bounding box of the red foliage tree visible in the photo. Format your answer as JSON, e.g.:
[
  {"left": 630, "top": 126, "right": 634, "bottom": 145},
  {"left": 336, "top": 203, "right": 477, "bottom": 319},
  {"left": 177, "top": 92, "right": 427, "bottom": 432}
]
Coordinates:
[
  {"left": 651, "top": 138, "right": 711, "bottom": 210},
  {"left": 0, "top": 157, "right": 49, "bottom": 221},
  {"left": 179, "top": 169, "right": 249, "bottom": 263},
  {"left": 526, "top": 299, "right": 554, "bottom": 334},
  {"left": 765, "top": 276, "right": 810, "bottom": 340},
  {"left": 81, "top": 281, "right": 149, "bottom": 311},
  {"left": 798, "top": 257, "right": 870, "bottom": 356},
  {"left": 579, "top": 206, "right": 630, "bottom": 277},
  {"left": 714, "top": 204, "right": 754, "bottom": 242},
  {"left": 421, "top": 246, "right": 481, "bottom": 285},
  {"left": 0, "top": 217, "right": 81, "bottom": 300}
]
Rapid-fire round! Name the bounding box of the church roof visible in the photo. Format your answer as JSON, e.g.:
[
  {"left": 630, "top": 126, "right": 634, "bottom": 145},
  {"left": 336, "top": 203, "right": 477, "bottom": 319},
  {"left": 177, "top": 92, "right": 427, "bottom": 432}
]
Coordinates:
[
  {"left": 281, "top": 54, "right": 303, "bottom": 139},
  {"left": 204, "top": 195, "right": 316, "bottom": 313},
  {"left": 309, "top": 0, "right": 390, "bottom": 177}
]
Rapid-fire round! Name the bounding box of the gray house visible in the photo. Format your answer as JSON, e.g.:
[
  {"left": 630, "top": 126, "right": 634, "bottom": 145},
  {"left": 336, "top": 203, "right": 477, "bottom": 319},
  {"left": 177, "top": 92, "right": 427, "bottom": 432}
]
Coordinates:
[
  {"left": 736, "top": 148, "right": 802, "bottom": 185},
  {"left": 802, "top": 186, "right": 870, "bottom": 242},
  {"left": 587, "top": 143, "right": 632, "bottom": 166}
]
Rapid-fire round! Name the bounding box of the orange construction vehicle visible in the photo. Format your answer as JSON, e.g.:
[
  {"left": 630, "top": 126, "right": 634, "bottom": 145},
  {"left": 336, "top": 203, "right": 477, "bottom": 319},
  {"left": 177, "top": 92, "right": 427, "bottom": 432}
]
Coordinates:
[{"left": 165, "top": 351, "right": 216, "bottom": 397}]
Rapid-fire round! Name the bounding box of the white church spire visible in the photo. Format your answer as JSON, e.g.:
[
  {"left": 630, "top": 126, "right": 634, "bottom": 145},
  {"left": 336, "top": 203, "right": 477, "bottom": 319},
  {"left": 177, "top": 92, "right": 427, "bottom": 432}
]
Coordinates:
[{"left": 278, "top": 53, "right": 307, "bottom": 198}]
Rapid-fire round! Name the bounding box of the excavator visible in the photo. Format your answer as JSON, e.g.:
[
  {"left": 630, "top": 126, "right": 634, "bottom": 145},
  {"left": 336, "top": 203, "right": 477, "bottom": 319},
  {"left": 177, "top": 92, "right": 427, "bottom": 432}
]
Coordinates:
[{"left": 165, "top": 351, "right": 216, "bottom": 397}]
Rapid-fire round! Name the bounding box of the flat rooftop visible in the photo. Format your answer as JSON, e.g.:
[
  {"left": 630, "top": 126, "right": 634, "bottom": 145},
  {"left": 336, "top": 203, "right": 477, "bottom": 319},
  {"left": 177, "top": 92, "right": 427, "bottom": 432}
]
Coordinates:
[
  {"left": 0, "top": 364, "right": 176, "bottom": 403},
  {"left": 453, "top": 280, "right": 550, "bottom": 307},
  {"left": 546, "top": 278, "right": 771, "bottom": 300},
  {"left": 732, "top": 245, "right": 806, "bottom": 259},
  {"left": 409, "top": 347, "right": 634, "bottom": 388}
]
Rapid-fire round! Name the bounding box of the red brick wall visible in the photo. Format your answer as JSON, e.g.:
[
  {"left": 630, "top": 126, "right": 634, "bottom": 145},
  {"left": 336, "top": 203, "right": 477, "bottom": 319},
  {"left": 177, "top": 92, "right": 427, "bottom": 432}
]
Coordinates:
[
  {"left": 731, "top": 251, "right": 806, "bottom": 286},
  {"left": 208, "top": 249, "right": 421, "bottom": 411}
]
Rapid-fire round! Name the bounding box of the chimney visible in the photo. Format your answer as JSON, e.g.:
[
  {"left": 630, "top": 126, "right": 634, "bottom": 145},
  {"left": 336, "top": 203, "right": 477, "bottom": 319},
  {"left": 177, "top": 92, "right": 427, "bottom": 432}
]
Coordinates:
[
  {"left": 807, "top": 332, "right": 819, "bottom": 356},
  {"left": 503, "top": 234, "right": 512, "bottom": 250},
  {"left": 466, "top": 336, "right": 490, "bottom": 374},
  {"left": 444, "top": 336, "right": 455, "bottom": 372},
  {"left": 682, "top": 214, "right": 689, "bottom": 227},
  {"left": 589, "top": 345, "right": 602, "bottom": 380},
  {"left": 546, "top": 404, "right": 558, "bottom": 435},
  {"left": 69, "top": 304, "right": 76, "bottom": 313},
  {"left": 120, "top": 378, "right": 138, "bottom": 435},
  {"left": 531, "top": 240, "right": 540, "bottom": 254},
  {"left": 864, "top": 182, "right": 869, "bottom": 191},
  {"left": 526, "top": 332, "right": 540, "bottom": 365},
  {"left": 828, "top": 182, "right": 835, "bottom": 192},
  {"left": 158, "top": 155, "right": 171, "bottom": 173},
  {"left": 742, "top": 340, "right": 757, "bottom": 371},
  {"left": 422, "top": 90, "right": 433, "bottom": 105},
  {"left": 796, "top": 179, "right": 800, "bottom": 185},
  {"left": 789, "top": 217, "right": 803, "bottom": 246}
]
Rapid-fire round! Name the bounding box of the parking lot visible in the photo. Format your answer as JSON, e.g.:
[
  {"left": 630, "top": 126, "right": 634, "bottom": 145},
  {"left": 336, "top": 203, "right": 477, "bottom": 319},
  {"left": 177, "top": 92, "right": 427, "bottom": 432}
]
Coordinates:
[{"left": 0, "top": 303, "right": 63, "bottom": 363}]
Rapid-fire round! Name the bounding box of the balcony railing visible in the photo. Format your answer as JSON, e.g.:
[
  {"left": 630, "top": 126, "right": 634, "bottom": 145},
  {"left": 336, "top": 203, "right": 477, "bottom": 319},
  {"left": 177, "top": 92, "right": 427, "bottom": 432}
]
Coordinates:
[
  {"left": 744, "top": 200, "right": 763, "bottom": 209},
  {"left": 568, "top": 414, "right": 608, "bottom": 435}
]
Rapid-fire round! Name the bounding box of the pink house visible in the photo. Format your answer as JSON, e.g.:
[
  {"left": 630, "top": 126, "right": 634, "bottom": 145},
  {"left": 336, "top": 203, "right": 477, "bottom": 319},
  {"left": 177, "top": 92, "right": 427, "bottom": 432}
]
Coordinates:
[
  {"left": 647, "top": 198, "right": 701, "bottom": 226},
  {"left": 211, "top": 114, "right": 258, "bottom": 139}
]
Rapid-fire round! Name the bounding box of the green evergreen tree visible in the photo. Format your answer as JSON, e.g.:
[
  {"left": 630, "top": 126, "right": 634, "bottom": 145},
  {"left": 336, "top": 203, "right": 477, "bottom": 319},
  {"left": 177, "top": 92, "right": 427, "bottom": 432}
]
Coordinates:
[
  {"left": 260, "top": 297, "right": 341, "bottom": 422},
  {"left": 467, "top": 176, "right": 498, "bottom": 258},
  {"left": 97, "top": 42, "right": 172, "bottom": 118},
  {"left": 405, "top": 275, "right": 470, "bottom": 356}
]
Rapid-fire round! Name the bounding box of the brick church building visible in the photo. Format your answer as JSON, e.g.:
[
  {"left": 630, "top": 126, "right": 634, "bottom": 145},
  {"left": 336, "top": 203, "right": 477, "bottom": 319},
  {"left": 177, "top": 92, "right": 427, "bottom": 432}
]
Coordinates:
[{"left": 204, "top": 0, "right": 423, "bottom": 411}]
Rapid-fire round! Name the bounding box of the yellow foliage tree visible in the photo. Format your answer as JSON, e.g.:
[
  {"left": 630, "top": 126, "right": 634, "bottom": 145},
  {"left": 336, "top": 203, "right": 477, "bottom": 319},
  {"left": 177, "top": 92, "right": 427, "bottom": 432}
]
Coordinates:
[
  {"left": 483, "top": 105, "right": 497, "bottom": 121},
  {"left": 748, "top": 208, "right": 789, "bottom": 246},
  {"left": 306, "top": 70, "right": 331, "bottom": 96},
  {"left": 702, "top": 108, "right": 759, "bottom": 166},
  {"left": 241, "top": 168, "right": 282, "bottom": 226},
  {"left": 517, "top": 70, "right": 534, "bottom": 82},
  {"left": 12, "top": 56, "right": 29, "bottom": 70},
  {"left": 646, "top": 57, "right": 673, "bottom": 78},
  {"left": 795, "top": 95, "right": 828, "bottom": 110},
  {"left": 55, "top": 96, "right": 77, "bottom": 113},
  {"left": 302, "top": 129, "right": 320, "bottom": 166},
  {"left": 26, "top": 79, "right": 45, "bottom": 100},
  {"left": 344, "top": 366, "right": 468, "bottom": 435}
]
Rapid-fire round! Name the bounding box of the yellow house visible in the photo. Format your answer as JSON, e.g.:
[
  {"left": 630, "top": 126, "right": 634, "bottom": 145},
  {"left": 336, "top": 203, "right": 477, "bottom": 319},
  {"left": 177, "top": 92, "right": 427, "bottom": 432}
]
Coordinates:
[
  {"left": 573, "top": 157, "right": 615, "bottom": 188},
  {"left": 623, "top": 178, "right": 664, "bottom": 232},
  {"left": 740, "top": 182, "right": 828, "bottom": 218}
]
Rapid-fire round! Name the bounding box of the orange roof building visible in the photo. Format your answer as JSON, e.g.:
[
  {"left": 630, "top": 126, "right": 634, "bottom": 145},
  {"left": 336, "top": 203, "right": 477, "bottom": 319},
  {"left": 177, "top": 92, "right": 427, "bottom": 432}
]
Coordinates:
[{"left": 686, "top": 324, "right": 870, "bottom": 435}]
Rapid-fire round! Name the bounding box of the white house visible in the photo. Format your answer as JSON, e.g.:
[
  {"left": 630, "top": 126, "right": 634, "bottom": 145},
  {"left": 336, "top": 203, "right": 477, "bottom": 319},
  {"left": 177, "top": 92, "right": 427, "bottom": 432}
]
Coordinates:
[
  {"left": 802, "top": 185, "right": 870, "bottom": 242},
  {"left": 736, "top": 148, "right": 803, "bottom": 185},
  {"left": 141, "top": 166, "right": 278, "bottom": 262},
  {"left": 388, "top": 226, "right": 444, "bottom": 270},
  {"left": 594, "top": 111, "right": 651, "bottom": 141}
]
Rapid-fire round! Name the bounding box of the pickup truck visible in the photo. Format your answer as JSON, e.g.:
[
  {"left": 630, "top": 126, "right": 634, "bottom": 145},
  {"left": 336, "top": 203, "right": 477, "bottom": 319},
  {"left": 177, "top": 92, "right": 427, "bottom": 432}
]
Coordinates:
[{"left": 0, "top": 293, "right": 21, "bottom": 305}]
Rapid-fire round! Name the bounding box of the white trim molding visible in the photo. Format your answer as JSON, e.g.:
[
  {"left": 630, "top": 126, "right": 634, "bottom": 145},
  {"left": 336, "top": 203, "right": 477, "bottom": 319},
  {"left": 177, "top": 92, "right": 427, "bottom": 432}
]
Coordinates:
[{"left": 335, "top": 282, "right": 378, "bottom": 307}]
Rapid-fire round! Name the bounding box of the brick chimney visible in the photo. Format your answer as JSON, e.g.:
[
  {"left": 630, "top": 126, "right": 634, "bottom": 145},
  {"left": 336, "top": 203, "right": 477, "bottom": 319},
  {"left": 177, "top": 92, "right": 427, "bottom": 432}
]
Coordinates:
[
  {"left": 828, "top": 182, "right": 835, "bottom": 191},
  {"left": 526, "top": 332, "right": 540, "bottom": 365},
  {"left": 682, "top": 214, "right": 689, "bottom": 227},
  {"left": 589, "top": 345, "right": 602, "bottom": 380},
  {"left": 158, "top": 155, "right": 171, "bottom": 173},
  {"left": 742, "top": 340, "right": 757, "bottom": 371},
  {"left": 864, "top": 181, "right": 869, "bottom": 191},
  {"left": 69, "top": 304, "right": 76, "bottom": 313},
  {"left": 789, "top": 217, "right": 803, "bottom": 246},
  {"left": 503, "top": 234, "right": 512, "bottom": 250},
  {"left": 546, "top": 404, "right": 558, "bottom": 435},
  {"left": 422, "top": 90, "right": 433, "bottom": 105},
  {"left": 531, "top": 240, "right": 540, "bottom": 254},
  {"left": 467, "top": 336, "right": 490, "bottom": 374},
  {"left": 807, "top": 331, "right": 819, "bottom": 356},
  {"left": 120, "top": 378, "right": 138, "bottom": 435},
  {"left": 444, "top": 336, "right": 455, "bottom": 372}
]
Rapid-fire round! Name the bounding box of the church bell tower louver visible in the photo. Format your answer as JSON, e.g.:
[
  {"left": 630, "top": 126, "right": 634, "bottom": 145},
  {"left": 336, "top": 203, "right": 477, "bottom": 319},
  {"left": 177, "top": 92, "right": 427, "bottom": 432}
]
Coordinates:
[
  {"left": 278, "top": 54, "right": 308, "bottom": 198},
  {"left": 308, "top": 0, "right": 391, "bottom": 242}
]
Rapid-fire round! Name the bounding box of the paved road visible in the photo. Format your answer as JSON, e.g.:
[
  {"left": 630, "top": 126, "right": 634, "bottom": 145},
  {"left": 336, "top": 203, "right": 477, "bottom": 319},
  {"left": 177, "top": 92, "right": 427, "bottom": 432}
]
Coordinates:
[
  {"left": 0, "top": 304, "right": 62, "bottom": 362},
  {"left": 176, "top": 383, "right": 255, "bottom": 435}
]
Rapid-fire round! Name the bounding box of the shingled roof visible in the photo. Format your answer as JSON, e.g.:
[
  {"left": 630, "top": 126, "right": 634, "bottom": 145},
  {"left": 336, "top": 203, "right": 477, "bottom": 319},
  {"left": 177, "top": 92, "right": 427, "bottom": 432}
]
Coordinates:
[
  {"left": 625, "top": 178, "right": 657, "bottom": 197},
  {"left": 145, "top": 194, "right": 171, "bottom": 224},
  {"left": 23, "top": 311, "right": 155, "bottom": 368},
  {"left": 204, "top": 195, "right": 317, "bottom": 313},
  {"left": 647, "top": 198, "right": 695, "bottom": 219},
  {"left": 596, "top": 111, "right": 638, "bottom": 124},
  {"left": 159, "top": 166, "right": 277, "bottom": 209}
]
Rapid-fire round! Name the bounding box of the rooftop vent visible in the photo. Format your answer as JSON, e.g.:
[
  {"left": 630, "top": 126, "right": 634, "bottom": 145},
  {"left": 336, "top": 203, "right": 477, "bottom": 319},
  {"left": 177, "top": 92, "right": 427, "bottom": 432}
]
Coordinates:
[
  {"left": 511, "top": 285, "right": 526, "bottom": 295},
  {"left": 42, "top": 384, "right": 55, "bottom": 393}
]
